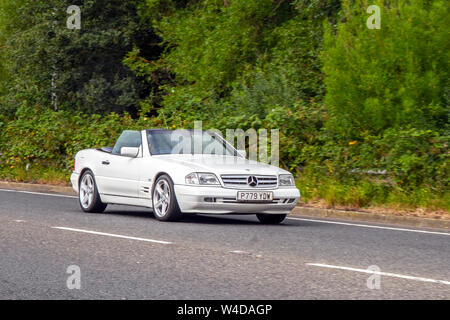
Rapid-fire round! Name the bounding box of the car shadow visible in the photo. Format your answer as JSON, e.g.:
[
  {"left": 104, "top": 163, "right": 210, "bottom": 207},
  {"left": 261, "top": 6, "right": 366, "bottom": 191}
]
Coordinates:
[
  {"left": 178, "top": 214, "right": 263, "bottom": 225},
  {"left": 100, "top": 208, "right": 151, "bottom": 219},
  {"left": 102, "top": 209, "right": 261, "bottom": 225},
  {"left": 97, "top": 207, "right": 304, "bottom": 226}
]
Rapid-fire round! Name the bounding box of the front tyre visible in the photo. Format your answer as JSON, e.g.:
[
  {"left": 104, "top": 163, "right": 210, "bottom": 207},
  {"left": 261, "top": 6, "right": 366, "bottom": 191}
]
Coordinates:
[
  {"left": 256, "top": 213, "right": 287, "bottom": 224},
  {"left": 78, "top": 170, "right": 107, "bottom": 213},
  {"left": 152, "top": 174, "right": 182, "bottom": 221}
]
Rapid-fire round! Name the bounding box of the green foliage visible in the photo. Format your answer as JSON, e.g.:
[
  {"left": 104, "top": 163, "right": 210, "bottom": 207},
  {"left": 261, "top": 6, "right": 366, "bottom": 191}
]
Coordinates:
[
  {"left": 131, "top": 0, "right": 339, "bottom": 175},
  {"left": 0, "top": 0, "right": 448, "bottom": 211},
  {"left": 315, "top": 0, "right": 449, "bottom": 192},
  {"left": 297, "top": 172, "right": 449, "bottom": 211},
  {"left": 303, "top": 128, "right": 449, "bottom": 190},
  {"left": 0, "top": 105, "right": 161, "bottom": 174},
  {"left": 0, "top": 0, "right": 159, "bottom": 116},
  {"left": 322, "top": 0, "right": 449, "bottom": 138},
  {"left": 154, "top": 0, "right": 294, "bottom": 93}
]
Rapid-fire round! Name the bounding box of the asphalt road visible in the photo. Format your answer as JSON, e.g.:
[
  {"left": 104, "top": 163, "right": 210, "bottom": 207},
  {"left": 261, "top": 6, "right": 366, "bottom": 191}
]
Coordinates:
[{"left": 0, "top": 188, "right": 449, "bottom": 299}]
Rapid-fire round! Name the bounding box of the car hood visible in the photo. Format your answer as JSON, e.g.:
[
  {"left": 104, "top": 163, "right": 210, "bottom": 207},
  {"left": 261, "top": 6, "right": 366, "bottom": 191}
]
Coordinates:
[{"left": 152, "top": 154, "right": 291, "bottom": 176}]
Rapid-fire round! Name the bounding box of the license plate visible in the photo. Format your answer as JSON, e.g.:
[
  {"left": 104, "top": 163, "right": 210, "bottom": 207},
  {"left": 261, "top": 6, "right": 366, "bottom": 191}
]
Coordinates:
[{"left": 237, "top": 191, "right": 273, "bottom": 202}]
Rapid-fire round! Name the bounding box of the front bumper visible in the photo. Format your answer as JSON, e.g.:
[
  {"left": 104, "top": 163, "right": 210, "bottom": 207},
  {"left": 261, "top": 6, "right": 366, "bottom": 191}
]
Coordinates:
[{"left": 174, "top": 185, "right": 300, "bottom": 214}]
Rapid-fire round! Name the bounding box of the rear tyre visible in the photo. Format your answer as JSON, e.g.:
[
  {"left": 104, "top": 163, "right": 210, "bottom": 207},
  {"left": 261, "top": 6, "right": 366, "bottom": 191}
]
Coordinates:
[
  {"left": 78, "top": 170, "right": 107, "bottom": 213},
  {"left": 256, "top": 213, "right": 287, "bottom": 224},
  {"left": 152, "top": 174, "right": 182, "bottom": 221}
]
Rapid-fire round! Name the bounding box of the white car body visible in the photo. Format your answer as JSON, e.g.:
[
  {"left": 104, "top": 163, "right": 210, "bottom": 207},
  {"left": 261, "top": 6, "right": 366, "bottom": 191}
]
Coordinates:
[{"left": 70, "top": 129, "right": 300, "bottom": 216}]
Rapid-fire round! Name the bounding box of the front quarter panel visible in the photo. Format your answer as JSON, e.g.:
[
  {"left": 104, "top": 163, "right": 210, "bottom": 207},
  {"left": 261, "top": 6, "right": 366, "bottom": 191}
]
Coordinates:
[{"left": 139, "top": 157, "right": 195, "bottom": 188}]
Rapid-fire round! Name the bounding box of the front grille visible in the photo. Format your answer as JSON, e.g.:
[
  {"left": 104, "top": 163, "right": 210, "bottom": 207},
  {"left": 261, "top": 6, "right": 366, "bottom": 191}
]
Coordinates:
[{"left": 220, "top": 175, "right": 278, "bottom": 189}]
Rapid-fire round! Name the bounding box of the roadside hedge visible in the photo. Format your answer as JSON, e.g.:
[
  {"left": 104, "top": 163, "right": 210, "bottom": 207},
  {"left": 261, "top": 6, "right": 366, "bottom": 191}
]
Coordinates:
[{"left": 0, "top": 0, "right": 448, "bottom": 211}]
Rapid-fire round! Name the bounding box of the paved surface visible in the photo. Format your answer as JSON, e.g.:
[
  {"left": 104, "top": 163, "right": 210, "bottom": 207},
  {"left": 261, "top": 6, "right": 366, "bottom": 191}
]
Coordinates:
[{"left": 0, "top": 189, "right": 449, "bottom": 299}]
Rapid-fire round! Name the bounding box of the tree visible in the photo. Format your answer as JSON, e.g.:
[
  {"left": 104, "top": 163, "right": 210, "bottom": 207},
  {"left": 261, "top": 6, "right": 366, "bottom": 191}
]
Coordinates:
[
  {"left": 130, "top": 0, "right": 340, "bottom": 122},
  {"left": 322, "top": 0, "right": 449, "bottom": 139},
  {"left": 0, "top": 0, "right": 161, "bottom": 116}
]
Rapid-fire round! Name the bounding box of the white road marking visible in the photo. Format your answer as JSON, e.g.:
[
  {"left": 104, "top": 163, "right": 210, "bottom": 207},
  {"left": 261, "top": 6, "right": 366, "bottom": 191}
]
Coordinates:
[
  {"left": 0, "top": 188, "right": 76, "bottom": 199},
  {"left": 289, "top": 217, "right": 450, "bottom": 236},
  {"left": 13, "top": 220, "right": 26, "bottom": 223},
  {"left": 229, "top": 250, "right": 262, "bottom": 258},
  {"left": 230, "top": 250, "right": 250, "bottom": 255},
  {"left": 306, "top": 263, "right": 450, "bottom": 285},
  {"left": 52, "top": 226, "right": 172, "bottom": 245}
]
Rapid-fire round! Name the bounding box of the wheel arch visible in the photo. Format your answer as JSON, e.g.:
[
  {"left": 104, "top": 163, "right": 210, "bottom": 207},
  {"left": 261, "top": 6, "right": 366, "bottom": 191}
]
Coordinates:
[
  {"left": 151, "top": 171, "right": 173, "bottom": 193},
  {"left": 78, "top": 167, "right": 106, "bottom": 203},
  {"left": 78, "top": 167, "right": 94, "bottom": 186},
  {"left": 151, "top": 171, "right": 180, "bottom": 204}
]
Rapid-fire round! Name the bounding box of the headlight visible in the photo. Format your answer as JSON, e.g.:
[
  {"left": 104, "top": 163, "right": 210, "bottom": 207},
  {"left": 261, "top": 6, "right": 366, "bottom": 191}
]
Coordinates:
[
  {"left": 279, "top": 174, "right": 295, "bottom": 186},
  {"left": 185, "top": 172, "right": 199, "bottom": 184},
  {"left": 185, "top": 172, "right": 219, "bottom": 185}
]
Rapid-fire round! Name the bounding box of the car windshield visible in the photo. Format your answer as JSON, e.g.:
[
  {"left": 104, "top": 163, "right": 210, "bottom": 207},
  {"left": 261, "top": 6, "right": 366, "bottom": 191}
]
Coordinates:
[{"left": 147, "top": 130, "right": 237, "bottom": 156}]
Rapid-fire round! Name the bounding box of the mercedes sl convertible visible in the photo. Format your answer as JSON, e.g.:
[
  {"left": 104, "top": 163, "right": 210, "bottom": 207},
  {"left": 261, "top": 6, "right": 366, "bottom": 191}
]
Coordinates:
[{"left": 70, "top": 129, "right": 300, "bottom": 224}]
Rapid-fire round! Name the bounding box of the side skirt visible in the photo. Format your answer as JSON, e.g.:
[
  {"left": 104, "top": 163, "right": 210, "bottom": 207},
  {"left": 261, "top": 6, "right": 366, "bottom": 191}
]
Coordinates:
[{"left": 100, "top": 194, "right": 152, "bottom": 208}]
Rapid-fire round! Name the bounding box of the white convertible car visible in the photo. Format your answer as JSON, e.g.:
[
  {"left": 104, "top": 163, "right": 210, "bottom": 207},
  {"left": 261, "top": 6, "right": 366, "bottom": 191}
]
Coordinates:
[{"left": 70, "top": 129, "right": 300, "bottom": 224}]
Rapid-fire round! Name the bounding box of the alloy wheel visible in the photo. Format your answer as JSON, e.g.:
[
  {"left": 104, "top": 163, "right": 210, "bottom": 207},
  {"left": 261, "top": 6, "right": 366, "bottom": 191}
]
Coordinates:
[
  {"left": 80, "top": 174, "right": 94, "bottom": 209},
  {"left": 153, "top": 179, "right": 171, "bottom": 217}
]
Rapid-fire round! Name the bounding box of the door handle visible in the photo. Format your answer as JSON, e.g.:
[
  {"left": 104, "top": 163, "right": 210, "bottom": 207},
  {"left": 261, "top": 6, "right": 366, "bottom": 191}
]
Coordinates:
[{"left": 102, "top": 160, "right": 110, "bottom": 165}]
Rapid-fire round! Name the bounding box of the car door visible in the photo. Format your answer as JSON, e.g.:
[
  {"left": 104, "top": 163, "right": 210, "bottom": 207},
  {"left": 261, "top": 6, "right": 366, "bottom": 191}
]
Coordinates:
[{"left": 96, "top": 130, "right": 142, "bottom": 199}]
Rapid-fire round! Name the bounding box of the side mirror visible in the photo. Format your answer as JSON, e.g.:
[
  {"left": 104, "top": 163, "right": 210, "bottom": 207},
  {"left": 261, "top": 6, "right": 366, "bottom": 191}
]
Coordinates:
[
  {"left": 237, "top": 149, "right": 247, "bottom": 158},
  {"left": 121, "top": 147, "right": 139, "bottom": 158}
]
